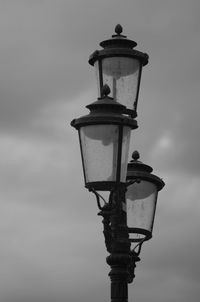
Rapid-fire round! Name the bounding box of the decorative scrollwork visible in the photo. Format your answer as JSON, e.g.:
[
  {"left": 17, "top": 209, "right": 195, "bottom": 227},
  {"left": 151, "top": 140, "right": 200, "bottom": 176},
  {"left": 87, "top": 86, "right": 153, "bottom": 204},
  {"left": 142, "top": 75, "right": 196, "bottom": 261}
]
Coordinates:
[
  {"left": 91, "top": 189, "right": 107, "bottom": 210},
  {"left": 127, "top": 250, "right": 140, "bottom": 284},
  {"left": 98, "top": 203, "right": 112, "bottom": 253},
  {"left": 92, "top": 185, "right": 143, "bottom": 284}
]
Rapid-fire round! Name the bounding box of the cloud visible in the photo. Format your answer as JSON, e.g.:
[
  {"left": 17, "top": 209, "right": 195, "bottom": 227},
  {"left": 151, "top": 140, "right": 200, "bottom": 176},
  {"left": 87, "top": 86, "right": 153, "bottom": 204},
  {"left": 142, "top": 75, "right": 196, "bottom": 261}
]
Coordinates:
[
  {"left": 0, "top": 1, "right": 96, "bottom": 137},
  {"left": 0, "top": 1, "right": 200, "bottom": 302}
]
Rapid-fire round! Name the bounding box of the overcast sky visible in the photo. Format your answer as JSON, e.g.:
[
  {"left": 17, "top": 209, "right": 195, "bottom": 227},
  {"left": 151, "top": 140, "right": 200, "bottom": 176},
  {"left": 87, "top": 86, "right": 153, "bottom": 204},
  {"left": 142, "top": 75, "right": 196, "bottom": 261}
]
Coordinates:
[{"left": 0, "top": 1, "right": 200, "bottom": 301}]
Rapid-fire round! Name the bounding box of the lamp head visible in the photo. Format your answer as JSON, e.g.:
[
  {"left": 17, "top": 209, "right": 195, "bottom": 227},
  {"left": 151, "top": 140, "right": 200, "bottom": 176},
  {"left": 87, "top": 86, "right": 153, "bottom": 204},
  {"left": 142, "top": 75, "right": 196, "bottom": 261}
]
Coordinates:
[
  {"left": 126, "top": 151, "right": 165, "bottom": 243},
  {"left": 89, "top": 25, "right": 149, "bottom": 117}
]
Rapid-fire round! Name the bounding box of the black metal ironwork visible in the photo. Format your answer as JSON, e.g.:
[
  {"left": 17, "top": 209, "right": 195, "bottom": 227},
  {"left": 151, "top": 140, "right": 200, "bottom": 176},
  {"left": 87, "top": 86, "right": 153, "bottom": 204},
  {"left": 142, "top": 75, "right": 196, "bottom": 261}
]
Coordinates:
[
  {"left": 127, "top": 250, "right": 140, "bottom": 284},
  {"left": 92, "top": 180, "right": 142, "bottom": 302},
  {"left": 89, "top": 25, "right": 148, "bottom": 66},
  {"left": 106, "top": 184, "right": 131, "bottom": 302},
  {"left": 134, "top": 63, "right": 143, "bottom": 114},
  {"left": 127, "top": 151, "right": 165, "bottom": 191},
  {"left": 128, "top": 227, "right": 152, "bottom": 242}
]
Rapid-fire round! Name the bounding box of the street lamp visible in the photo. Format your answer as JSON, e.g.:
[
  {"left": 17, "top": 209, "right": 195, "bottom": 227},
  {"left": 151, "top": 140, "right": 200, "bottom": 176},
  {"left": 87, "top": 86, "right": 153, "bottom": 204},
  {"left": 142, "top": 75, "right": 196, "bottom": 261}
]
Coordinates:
[
  {"left": 71, "top": 84, "right": 137, "bottom": 191},
  {"left": 126, "top": 150, "right": 165, "bottom": 244},
  {"left": 89, "top": 24, "right": 149, "bottom": 117},
  {"left": 71, "top": 26, "right": 164, "bottom": 302}
]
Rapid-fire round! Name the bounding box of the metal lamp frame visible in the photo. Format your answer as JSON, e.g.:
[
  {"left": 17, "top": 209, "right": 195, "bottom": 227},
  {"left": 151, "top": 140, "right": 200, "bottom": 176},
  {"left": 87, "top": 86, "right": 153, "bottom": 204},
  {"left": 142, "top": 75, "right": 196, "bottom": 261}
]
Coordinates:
[
  {"left": 89, "top": 24, "right": 149, "bottom": 117},
  {"left": 71, "top": 85, "right": 137, "bottom": 191},
  {"left": 126, "top": 151, "right": 165, "bottom": 243}
]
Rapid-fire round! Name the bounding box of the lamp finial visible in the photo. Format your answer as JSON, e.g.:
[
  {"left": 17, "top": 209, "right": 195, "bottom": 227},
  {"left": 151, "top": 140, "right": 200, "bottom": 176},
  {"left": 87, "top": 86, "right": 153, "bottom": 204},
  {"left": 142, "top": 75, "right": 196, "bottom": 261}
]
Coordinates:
[
  {"left": 115, "top": 24, "right": 123, "bottom": 35},
  {"left": 132, "top": 150, "right": 140, "bottom": 161},
  {"left": 102, "top": 84, "right": 111, "bottom": 97}
]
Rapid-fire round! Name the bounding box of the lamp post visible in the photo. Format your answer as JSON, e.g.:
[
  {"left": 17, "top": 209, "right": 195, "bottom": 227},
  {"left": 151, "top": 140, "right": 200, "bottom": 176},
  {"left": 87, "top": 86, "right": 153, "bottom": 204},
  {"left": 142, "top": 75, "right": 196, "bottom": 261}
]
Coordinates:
[{"left": 71, "top": 25, "right": 164, "bottom": 302}]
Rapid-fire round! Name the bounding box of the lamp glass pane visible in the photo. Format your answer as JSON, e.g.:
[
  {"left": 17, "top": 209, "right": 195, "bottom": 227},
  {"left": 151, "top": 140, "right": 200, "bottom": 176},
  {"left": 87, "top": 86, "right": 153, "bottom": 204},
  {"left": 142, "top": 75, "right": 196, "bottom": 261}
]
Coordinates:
[
  {"left": 101, "top": 57, "right": 140, "bottom": 110},
  {"left": 94, "top": 61, "right": 101, "bottom": 97},
  {"left": 80, "top": 124, "right": 119, "bottom": 183},
  {"left": 120, "top": 126, "right": 131, "bottom": 182},
  {"left": 126, "top": 181, "right": 158, "bottom": 241}
]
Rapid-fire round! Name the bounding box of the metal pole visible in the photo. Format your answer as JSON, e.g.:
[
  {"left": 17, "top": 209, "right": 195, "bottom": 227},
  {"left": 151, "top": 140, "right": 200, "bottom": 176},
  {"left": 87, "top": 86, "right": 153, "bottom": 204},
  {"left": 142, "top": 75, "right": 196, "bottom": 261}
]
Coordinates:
[{"left": 106, "top": 185, "right": 131, "bottom": 302}]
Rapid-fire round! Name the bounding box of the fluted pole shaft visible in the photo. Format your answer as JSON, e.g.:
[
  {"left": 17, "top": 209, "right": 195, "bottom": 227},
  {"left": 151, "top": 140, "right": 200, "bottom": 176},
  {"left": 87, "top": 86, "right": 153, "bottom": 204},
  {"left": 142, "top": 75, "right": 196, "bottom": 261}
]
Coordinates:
[{"left": 106, "top": 185, "right": 131, "bottom": 302}]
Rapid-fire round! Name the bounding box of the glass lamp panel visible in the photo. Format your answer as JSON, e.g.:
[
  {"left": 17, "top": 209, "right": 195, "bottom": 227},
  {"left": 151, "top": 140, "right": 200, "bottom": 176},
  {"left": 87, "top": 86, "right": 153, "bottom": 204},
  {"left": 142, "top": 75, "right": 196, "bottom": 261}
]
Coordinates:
[
  {"left": 101, "top": 57, "right": 140, "bottom": 110},
  {"left": 126, "top": 181, "right": 158, "bottom": 241},
  {"left": 80, "top": 124, "right": 119, "bottom": 184},
  {"left": 94, "top": 61, "right": 101, "bottom": 97},
  {"left": 120, "top": 126, "right": 131, "bottom": 182}
]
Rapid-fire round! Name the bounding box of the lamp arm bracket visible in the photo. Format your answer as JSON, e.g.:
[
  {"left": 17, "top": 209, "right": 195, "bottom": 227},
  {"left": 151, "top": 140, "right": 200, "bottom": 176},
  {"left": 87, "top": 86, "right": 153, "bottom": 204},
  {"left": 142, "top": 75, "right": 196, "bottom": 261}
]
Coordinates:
[
  {"left": 132, "top": 237, "right": 146, "bottom": 256},
  {"left": 127, "top": 250, "right": 141, "bottom": 284},
  {"left": 99, "top": 211, "right": 112, "bottom": 253},
  {"left": 90, "top": 189, "right": 108, "bottom": 210},
  {"left": 97, "top": 203, "right": 112, "bottom": 253}
]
